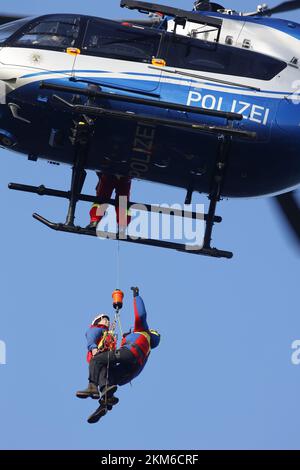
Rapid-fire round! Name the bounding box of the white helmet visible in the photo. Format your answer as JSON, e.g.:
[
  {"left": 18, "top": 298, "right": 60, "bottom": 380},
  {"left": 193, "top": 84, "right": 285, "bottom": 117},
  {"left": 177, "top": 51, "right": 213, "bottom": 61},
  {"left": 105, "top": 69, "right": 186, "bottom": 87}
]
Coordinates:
[{"left": 92, "top": 314, "right": 110, "bottom": 326}]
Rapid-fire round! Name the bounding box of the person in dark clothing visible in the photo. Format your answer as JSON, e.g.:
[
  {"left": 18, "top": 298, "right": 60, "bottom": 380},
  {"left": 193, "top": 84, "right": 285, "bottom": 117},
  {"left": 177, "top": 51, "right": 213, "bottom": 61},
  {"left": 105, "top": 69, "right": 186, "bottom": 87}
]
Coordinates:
[
  {"left": 76, "top": 314, "right": 117, "bottom": 400},
  {"left": 87, "top": 287, "right": 161, "bottom": 424}
]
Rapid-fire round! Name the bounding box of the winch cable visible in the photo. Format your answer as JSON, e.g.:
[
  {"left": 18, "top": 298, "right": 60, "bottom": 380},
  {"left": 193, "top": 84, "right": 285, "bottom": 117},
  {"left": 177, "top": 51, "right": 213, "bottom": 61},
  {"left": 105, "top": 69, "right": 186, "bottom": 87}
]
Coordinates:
[
  {"left": 116, "top": 237, "right": 121, "bottom": 292},
  {"left": 102, "top": 288, "right": 124, "bottom": 410}
]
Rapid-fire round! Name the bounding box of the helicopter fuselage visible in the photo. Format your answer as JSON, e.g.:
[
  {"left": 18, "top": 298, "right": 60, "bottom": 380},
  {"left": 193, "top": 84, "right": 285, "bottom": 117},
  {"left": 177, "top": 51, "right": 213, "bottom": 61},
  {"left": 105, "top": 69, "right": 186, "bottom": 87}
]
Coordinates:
[{"left": 0, "top": 12, "right": 300, "bottom": 198}]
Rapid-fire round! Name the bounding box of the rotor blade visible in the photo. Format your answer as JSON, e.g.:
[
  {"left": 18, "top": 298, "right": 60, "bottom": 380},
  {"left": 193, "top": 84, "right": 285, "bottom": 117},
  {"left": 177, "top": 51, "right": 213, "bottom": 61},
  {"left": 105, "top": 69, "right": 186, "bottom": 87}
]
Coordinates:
[
  {"left": 268, "top": 1, "right": 300, "bottom": 15},
  {"left": 250, "top": 1, "right": 300, "bottom": 16},
  {"left": 0, "top": 14, "right": 24, "bottom": 25},
  {"left": 275, "top": 191, "right": 300, "bottom": 246}
]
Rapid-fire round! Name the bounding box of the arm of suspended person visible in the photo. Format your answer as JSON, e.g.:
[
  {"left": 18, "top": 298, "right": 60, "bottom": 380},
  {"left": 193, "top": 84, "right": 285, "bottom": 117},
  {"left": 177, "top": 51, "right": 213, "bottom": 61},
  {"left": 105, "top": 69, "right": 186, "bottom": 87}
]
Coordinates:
[
  {"left": 85, "top": 327, "right": 105, "bottom": 351},
  {"left": 133, "top": 295, "right": 149, "bottom": 332}
]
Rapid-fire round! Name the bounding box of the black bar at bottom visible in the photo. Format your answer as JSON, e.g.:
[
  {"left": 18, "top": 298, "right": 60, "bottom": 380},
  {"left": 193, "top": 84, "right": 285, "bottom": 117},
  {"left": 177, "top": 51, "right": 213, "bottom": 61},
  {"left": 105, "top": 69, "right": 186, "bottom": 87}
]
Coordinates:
[{"left": 32, "top": 213, "right": 233, "bottom": 259}]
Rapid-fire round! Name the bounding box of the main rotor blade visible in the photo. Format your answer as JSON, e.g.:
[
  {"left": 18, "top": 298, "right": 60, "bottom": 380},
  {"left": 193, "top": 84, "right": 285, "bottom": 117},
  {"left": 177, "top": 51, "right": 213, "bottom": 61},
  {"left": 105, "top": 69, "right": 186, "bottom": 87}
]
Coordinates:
[
  {"left": 275, "top": 191, "right": 300, "bottom": 246},
  {"left": 0, "top": 14, "right": 24, "bottom": 25},
  {"left": 250, "top": 1, "right": 300, "bottom": 16}
]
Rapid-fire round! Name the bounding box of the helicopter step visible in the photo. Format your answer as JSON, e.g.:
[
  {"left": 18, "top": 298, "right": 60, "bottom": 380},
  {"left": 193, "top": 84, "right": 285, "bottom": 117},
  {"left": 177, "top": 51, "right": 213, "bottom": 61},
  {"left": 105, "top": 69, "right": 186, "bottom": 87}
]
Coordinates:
[{"left": 8, "top": 183, "right": 222, "bottom": 223}]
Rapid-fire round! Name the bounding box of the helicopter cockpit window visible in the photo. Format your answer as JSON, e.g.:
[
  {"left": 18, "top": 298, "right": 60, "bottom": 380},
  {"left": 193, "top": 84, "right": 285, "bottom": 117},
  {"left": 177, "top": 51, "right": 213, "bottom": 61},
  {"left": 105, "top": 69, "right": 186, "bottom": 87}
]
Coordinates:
[
  {"left": 82, "top": 20, "right": 161, "bottom": 63},
  {"left": 166, "top": 35, "right": 286, "bottom": 80},
  {"left": 11, "top": 16, "right": 80, "bottom": 50},
  {"left": 0, "top": 18, "right": 33, "bottom": 45}
]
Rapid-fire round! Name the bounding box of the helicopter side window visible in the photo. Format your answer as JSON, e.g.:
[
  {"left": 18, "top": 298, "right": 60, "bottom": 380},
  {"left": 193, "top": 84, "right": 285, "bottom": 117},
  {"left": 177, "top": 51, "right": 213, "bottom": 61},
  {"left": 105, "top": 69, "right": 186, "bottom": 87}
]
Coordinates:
[
  {"left": 166, "top": 35, "right": 286, "bottom": 80},
  {"left": 82, "top": 20, "right": 161, "bottom": 63},
  {"left": 10, "top": 16, "right": 80, "bottom": 50}
]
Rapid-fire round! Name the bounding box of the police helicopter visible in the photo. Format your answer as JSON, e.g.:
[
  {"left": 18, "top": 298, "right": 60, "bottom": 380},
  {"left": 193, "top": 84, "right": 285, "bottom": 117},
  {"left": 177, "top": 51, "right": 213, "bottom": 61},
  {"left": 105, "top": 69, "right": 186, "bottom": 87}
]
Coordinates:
[{"left": 0, "top": 0, "right": 300, "bottom": 259}]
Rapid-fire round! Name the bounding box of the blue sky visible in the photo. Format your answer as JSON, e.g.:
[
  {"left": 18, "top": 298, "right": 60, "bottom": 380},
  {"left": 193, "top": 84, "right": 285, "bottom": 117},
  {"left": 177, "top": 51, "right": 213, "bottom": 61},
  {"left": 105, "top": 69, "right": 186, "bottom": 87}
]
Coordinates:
[{"left": 0, "top": 0, "right": 299, "bottom": 450}]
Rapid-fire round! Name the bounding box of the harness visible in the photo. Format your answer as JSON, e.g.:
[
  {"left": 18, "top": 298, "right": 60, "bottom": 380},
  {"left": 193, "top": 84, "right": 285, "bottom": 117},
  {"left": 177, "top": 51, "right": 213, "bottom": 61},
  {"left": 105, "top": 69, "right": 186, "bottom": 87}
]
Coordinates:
[
  {"left": 97, "top": 330, "right": 117, "bottom": 353},
  {"left": 125, "top": 331, "right": 151, "bottom": 365}
]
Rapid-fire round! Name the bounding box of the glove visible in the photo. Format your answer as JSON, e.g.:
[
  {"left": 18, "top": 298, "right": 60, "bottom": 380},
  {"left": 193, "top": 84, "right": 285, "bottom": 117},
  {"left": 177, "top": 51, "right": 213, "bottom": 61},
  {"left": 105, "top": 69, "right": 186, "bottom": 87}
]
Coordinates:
[{"left": 131, "top": 286, "right": 139, "bottom": 297}]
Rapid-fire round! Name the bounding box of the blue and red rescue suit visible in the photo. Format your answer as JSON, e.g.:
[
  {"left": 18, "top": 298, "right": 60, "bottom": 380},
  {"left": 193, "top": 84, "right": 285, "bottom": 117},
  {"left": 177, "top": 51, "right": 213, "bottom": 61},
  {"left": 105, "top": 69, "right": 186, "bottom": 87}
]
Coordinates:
[
  {"left": 86, "top": 324, "right": 108, "bottom": 363},
  {"left": 121, "top": 295, "right": 152, "bottom": 368},
  {"left": 89, "top": 295, "right": 159, "bottom": 388}
]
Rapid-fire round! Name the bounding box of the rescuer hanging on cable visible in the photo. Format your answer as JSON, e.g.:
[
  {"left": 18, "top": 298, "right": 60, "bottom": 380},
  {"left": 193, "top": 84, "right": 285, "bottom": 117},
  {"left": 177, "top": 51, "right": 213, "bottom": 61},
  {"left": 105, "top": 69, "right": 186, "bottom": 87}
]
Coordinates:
[
  {"left": 76, "top": 314, "right": 117, "bottom": 401},
  {"left": 85, "top": 287, "right": 161, "bottom": 424},
  {"left": 86, "top": 172, "right": 132, "bottom": 230}
]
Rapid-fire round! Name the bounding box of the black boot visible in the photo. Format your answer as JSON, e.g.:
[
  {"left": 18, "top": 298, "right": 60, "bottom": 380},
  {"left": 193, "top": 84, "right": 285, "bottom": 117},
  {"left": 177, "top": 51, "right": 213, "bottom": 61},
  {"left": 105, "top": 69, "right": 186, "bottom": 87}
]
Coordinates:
[
  {"left": 87, "top": 403, "right": 108, "bottom": 424},
  {"left": 76, "top": 383, "right": 100, "bottom": 399},
  {"left": 100, "top": 385, "right": 118, "bottom": 400},
  {"left": 130, "top": 286, "right": 139, "bottom": 297},
  {"left": 86, "top": 221, "right": 98, "bottom": 230},
  {"left": 100, "top": 395, "right": 119, "bottom": 407}
]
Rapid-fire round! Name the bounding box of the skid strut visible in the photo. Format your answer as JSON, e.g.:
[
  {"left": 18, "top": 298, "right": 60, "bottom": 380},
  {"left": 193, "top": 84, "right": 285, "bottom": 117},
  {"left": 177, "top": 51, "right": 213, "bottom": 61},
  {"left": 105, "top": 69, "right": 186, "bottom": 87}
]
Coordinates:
[
  {"left": 64, "top": 115, "right": 94, "bottom": 227},
  {"left": 203, "top": 133, "right": 232, "bottom": 251}
]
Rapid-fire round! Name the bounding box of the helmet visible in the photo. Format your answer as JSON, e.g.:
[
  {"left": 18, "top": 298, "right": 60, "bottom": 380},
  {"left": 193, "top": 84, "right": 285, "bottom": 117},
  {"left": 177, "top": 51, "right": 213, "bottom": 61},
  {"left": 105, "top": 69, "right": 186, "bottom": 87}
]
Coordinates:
[
  {"left": 92, "top": 314, "right": 110, "bottom": 326},
  {"left": 149, "top": 329, "right": 161, "bottom": 349}
]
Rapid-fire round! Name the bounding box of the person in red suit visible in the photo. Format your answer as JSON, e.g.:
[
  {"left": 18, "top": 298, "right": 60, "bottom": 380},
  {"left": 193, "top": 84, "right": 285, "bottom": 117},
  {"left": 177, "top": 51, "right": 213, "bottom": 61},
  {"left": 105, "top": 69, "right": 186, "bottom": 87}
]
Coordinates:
[{"left": 87, "top": 172, "right": 131, "bottom": 230}]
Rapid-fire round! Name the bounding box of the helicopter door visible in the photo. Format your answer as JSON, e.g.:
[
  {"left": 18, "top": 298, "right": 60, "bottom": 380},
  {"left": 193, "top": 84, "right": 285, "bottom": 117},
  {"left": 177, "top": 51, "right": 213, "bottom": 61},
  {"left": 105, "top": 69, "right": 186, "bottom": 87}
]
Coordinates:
[
  {"left": 73, "top": 19, "right": 163, "bottom": 95},
  {"left": 161, "top": 34, "right": 280, "bottom": 141},
  {"left": 159, "top": 34, "right": 193, "bottom": 119},
  {"left": 0, "top": 15, "right": 81, "bottom": 81}
]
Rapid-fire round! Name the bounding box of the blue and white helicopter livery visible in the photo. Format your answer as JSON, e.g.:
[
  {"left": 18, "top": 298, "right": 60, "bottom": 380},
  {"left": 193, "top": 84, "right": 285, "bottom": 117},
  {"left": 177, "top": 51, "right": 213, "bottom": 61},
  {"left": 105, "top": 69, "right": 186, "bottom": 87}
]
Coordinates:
[{"left": 0, "top": 0, "right": 299, "bottom": 258}]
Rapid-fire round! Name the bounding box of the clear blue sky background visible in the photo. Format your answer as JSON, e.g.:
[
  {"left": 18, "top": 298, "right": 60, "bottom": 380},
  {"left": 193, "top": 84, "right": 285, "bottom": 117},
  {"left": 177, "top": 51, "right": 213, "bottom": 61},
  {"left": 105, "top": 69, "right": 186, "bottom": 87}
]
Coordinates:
[{"left": 0, "top": 0, "right": 299, "bottom": 450}]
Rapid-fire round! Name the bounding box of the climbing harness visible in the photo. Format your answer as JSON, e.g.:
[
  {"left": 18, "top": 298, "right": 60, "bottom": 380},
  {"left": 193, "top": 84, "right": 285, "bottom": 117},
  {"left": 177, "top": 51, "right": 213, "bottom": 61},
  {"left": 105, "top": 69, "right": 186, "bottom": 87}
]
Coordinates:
[{"left": 97, "top": 330, "right": 117, "bottom": 353}]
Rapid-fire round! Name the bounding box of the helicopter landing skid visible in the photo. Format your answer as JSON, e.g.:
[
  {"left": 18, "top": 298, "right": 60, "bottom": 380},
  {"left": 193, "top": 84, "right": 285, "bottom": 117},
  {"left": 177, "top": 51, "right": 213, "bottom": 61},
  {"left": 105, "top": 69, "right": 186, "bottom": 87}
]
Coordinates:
[
  {"left": 8, "top": 180, "right": 230, "bottom": 258},
  {"left": 31, "top": 213, "right": 233, "bottom": 259}
]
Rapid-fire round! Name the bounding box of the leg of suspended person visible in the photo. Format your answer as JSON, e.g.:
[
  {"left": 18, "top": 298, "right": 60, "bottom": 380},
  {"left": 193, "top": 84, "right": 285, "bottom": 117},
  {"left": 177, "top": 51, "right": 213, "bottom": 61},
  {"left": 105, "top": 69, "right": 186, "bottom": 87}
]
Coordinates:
[
  {"left": 98, "top": 365, "right": 111, "bottom": 392},
  {"left": 90, "top": 348, "right": 137, "bottom": 388},
  {"left": 115, "top": 177, "right": 132, "bottom": 228},
  {"left": 111, "top": 361, "right": 140, "bottom": 387},
  {"left": 87, "top": 349, "right": 138, "bottom": 423},
  {"left": 88, "top": 355, "right": 101, "bottom": 385},
  {"left": 88, "top": 350, "right": 118, "bottom": 386},
  {"left": 76, "top": 356, "right": 101, "bottom": 399},
  {"left": 87, "top": 173, "right": 115, "bottom": 229}
]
